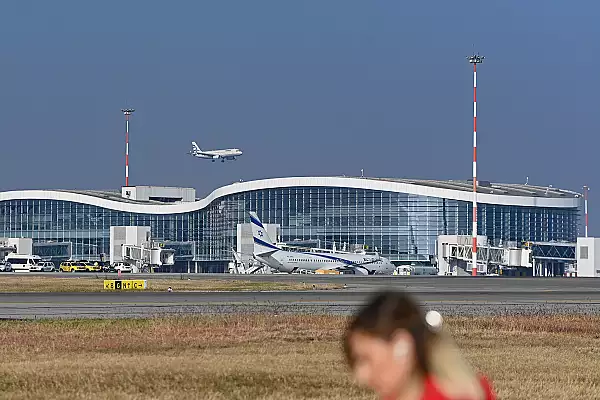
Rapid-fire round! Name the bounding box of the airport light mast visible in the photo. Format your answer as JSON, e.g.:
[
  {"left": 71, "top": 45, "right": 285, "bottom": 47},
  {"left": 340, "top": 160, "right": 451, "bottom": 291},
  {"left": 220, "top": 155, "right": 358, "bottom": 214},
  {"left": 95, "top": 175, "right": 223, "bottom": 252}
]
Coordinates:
[
  {"left": 584, "top": 185, "right": 589, "bottom": 237},
  {"left": 121, "top": 108, "right": 135, "bottom": 187},
  {"left": 468, "top": 53, "right": 484, "bottom": 276}
]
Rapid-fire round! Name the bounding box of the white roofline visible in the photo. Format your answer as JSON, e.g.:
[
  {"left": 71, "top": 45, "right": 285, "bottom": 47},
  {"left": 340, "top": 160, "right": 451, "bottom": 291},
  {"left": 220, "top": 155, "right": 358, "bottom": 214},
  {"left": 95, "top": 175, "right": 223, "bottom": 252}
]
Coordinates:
[{"left": 0, "top": 177, "right": 581, "bottom": 215}]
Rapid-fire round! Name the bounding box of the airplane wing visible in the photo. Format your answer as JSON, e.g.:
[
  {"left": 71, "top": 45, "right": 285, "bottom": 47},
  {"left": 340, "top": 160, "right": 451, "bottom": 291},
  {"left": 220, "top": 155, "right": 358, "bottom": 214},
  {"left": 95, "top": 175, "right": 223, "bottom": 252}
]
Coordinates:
[
  {"left": 314, "top": 264, "right": 341, "bottom": 271},
  {"left": 312, "top": 263, "right": 370, "bottom": 275},
  {"left": 333, "top": 258, "right": 383, "bottom": 275}
]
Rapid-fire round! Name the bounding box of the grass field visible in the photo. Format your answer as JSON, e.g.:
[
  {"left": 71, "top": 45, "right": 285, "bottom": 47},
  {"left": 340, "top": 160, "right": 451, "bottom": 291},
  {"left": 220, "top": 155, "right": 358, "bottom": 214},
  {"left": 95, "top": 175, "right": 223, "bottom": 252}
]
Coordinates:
[
  {"left": 0, "top": 276, "right": 340, "bottom": 293},
  {"left": 1, "top": 315, "right": 599, "bottom": 399}
]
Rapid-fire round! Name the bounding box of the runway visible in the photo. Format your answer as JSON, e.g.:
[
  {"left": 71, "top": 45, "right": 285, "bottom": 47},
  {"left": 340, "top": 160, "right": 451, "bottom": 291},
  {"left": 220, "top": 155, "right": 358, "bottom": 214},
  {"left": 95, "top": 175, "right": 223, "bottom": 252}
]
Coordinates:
[{"left": 1, "top": 275, "right": 599, "bottom": 319}]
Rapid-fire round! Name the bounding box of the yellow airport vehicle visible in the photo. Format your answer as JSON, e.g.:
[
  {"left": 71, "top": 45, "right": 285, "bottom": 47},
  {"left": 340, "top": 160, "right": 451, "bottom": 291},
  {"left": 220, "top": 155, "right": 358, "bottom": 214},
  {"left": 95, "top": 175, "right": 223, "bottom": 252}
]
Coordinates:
[
  {"left": 103, "top": 280, "right": 148, "bottom": 290},
  {"left": 59, "top": 261, "right": 87, "bottom": 273},
  {"left": 315, "top": 269, "right": 340, "bottom": 275},
  {"left": 82, "top": 261, "right": 102, "bottom": 272}
]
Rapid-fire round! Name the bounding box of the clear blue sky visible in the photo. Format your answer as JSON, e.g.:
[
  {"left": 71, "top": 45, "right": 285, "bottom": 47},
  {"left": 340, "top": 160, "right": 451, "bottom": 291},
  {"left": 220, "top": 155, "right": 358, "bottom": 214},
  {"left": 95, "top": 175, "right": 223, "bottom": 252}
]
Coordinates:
[{"left": 1, "top": 1, "right": 598, "bottom": 233}]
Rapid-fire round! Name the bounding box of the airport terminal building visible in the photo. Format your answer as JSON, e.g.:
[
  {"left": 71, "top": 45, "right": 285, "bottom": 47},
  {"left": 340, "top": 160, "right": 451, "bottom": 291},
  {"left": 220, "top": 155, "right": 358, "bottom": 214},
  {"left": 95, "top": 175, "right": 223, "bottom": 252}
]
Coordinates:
[{"left": 0, "top": 177, "right": 582, "bottom": 272}]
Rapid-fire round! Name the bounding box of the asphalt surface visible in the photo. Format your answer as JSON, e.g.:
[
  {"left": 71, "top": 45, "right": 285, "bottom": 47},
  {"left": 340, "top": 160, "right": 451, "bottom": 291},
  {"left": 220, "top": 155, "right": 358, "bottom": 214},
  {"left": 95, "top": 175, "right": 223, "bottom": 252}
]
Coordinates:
[
  {"left": 1, "top": 274, "right": 599, "bottom": 319},
  {"left": 16, "top": 272, "right": 600, "bottom": 287}
]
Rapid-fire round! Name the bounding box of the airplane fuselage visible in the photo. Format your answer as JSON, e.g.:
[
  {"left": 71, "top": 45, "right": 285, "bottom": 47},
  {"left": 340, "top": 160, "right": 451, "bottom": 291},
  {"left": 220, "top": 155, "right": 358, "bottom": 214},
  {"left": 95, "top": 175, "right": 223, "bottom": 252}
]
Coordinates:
[
  {"left": 189, "top": 141, "right": 243, "bottom": 162},
  {"left": 248, "top": 210, "right": 395, "bottom": 275},
  {"left": 192, "top": 149, "right": 243, "bottom": 161},
  {"left": 255, "top": 249, "right": 395, "bottom": 275}
]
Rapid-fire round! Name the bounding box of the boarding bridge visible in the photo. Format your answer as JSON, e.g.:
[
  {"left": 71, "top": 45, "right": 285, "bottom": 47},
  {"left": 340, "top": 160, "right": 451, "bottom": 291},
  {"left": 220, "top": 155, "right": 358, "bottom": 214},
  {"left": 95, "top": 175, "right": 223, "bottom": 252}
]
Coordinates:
[
  {"left": 527, "top": 241, "right": 576, "bottom": 277},
  {"left": 437, "top": 236, "right": 576, "bottom": 276},
  {"left": 437, "top": 235, "right": 532, "bottom": 275},
  {"left": 111, "top": 226, "right": 176, "bottom": 272},
  {"left": 0, "top": 243, "right": 17, "bottom": 259},
  {"left": 0, "top": 238, "right": 32, "bottom": 259},
  {"left": 121, "top": 243, "right": 175, "bottom": 273}
]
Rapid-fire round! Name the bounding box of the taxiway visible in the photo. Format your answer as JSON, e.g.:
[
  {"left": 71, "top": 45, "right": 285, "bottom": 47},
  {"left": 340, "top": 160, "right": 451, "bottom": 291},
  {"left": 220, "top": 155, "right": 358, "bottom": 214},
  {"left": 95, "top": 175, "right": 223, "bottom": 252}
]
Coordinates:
[{"left": 0, "top": 275, "right": 598, "bottom": 319}]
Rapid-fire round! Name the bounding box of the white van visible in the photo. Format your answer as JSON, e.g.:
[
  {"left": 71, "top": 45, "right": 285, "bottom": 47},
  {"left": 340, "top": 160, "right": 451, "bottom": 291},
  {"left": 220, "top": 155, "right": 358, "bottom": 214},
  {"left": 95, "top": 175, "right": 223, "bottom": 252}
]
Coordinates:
[{"left": 5, "top": 254, "right": 42, "bottom": 272}]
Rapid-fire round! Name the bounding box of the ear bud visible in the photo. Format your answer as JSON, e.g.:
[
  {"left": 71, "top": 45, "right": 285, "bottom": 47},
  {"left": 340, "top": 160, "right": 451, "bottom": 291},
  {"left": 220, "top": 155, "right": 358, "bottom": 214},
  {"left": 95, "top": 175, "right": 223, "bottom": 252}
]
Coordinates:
[
  {"left": 393, "top": 341, "right": 409, "bottom": 360},
  {"left": 425, "top": 310, "right": 443, "bottom": 332}
]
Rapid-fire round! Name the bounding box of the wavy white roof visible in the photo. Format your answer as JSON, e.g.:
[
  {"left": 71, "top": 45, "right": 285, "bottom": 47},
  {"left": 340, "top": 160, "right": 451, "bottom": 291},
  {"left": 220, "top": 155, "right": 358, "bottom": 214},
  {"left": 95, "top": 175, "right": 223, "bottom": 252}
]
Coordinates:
[{"left": 0, "top": 176, "right": 581, "bottom": 215}]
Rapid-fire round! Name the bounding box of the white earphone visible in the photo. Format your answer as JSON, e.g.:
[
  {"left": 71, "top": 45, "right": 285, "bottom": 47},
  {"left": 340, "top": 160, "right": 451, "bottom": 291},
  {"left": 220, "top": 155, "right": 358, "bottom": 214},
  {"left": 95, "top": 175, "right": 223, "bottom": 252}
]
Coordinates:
[
  {"left": 393, "top": 310, "right": 444, "bottom": 361},
  {"left": 425, "top": 310, "right": 443, "bottom": 332}
]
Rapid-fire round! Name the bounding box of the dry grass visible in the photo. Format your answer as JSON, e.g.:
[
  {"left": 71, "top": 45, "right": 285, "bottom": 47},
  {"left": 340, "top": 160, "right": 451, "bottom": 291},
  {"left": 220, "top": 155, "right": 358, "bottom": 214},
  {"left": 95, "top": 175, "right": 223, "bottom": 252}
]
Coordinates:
[
  {"left": 0, "top": 315, "right": 599, "bottom": 399},
  {"left": 0, "top": 276, "right": 340, "bottom": 293}
]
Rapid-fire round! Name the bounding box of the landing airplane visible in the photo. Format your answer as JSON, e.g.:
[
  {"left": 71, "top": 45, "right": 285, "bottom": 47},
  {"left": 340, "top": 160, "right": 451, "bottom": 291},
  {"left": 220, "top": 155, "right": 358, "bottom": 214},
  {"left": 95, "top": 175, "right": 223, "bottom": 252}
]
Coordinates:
[
  {"left": 249, "top": 212, "right": 396, "bottom": 275},
  {"left": 188, "top": 141, "right": 243, "bottom": 162}
]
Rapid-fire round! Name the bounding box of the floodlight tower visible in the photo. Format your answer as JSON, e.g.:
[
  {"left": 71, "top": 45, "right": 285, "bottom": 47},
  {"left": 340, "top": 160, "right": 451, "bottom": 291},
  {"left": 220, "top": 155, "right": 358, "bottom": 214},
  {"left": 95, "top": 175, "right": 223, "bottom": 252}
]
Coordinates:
[
  {"left": 468, "top": 53, "right": 484, "bottom": 276},
  {"left": 121, "top": 108, "right": 135, "bottom": 187},
  {"left": 584, "top": 185, "right": 589, "bottom": 237}
]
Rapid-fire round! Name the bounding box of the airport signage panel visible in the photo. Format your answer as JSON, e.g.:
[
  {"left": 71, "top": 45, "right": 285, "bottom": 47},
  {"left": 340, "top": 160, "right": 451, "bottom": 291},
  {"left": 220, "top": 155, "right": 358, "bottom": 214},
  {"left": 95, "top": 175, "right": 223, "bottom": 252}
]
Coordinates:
[{"left": 103, "top": 280, "right": 147, "bottom": 290}]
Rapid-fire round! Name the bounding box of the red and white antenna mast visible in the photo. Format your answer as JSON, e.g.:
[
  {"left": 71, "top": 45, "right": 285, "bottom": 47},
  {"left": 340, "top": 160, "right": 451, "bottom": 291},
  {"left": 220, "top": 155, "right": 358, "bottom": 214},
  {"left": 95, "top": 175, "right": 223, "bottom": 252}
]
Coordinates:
[
  {"left": 584, "top": 185, "right": 589, "bottom": 237},
  {"left": 468, "top": 53, "right": 484, "bottom": 277},
  {"left": 121, "top": 108, "right": 135, "bottom": 187}
]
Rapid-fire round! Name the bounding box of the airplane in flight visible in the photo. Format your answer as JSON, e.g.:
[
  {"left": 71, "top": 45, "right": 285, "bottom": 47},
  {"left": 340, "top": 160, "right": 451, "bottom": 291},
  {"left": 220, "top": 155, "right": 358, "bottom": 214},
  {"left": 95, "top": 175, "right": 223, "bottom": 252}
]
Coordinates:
[
  {"left": 249, "top": 211, "right": 396, "bottom": 275},
  {"left": 188, "top": 141, "right": 243, "bottom": 162}
]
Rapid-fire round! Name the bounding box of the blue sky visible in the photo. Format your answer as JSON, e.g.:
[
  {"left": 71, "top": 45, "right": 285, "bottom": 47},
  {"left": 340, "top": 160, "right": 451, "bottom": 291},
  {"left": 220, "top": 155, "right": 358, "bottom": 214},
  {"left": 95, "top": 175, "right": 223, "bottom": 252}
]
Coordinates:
[{"left": 1, "top": 1, "right": 598, "bottom": 233}]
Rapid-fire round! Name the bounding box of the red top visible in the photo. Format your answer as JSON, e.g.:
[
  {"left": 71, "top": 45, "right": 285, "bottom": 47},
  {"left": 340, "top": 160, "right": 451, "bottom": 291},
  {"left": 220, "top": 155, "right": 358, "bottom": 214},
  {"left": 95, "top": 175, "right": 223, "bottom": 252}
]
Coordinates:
[{"left": 384, "top": 375, "right": 496, "bottom": 400}]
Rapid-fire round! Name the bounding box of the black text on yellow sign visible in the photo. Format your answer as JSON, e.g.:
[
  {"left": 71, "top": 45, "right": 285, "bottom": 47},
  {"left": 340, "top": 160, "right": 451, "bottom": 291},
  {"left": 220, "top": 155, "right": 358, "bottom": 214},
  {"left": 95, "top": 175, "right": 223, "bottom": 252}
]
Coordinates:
[{"left": 103, "top": 280, "right": 148, "bottom": 290}]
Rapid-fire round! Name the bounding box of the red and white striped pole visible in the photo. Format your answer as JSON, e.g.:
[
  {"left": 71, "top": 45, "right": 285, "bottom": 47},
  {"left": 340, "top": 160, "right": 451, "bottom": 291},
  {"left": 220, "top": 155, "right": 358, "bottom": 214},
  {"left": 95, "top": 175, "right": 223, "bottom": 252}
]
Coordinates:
[
  {"left": 121, "top": 108, "right": 135, "bottom": 187},
  {"left": 584, "top": 185, "right": 589, "bottom": 237},
  {"left": 468, "top": 54, "right": 484, "bottom": 276}
]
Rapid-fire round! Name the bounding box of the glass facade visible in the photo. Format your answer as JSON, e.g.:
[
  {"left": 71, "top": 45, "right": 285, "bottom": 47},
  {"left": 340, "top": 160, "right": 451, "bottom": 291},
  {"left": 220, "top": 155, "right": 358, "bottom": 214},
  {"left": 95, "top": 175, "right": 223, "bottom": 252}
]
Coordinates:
[{"left": 0, "top": 186, "right": 579, "bottom": 271}]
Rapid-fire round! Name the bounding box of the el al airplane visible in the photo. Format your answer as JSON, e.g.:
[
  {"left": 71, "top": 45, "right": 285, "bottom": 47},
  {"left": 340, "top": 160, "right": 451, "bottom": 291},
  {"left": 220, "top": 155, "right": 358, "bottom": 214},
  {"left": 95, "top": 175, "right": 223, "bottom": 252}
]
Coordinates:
[
  {"left": 249, "top": 212, "right": 396, "bottom": 275},
  {"left": 189, "top": 141, "right": 243, "bottom": 162}
]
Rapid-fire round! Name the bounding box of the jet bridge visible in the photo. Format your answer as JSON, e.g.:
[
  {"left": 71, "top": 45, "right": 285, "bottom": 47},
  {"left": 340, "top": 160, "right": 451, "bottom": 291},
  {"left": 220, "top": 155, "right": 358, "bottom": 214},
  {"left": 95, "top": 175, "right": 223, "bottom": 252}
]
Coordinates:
[
  {"left": 437, "top": 235, "right": 532, "bottom": 276},
  {"left": 121, "top": 243, "right": 175, "bottom": 273},
  {"left": 526, "top": 241, "right": 576, "bottom": 277},
  {"left": 110, "top": 226, "right": 175, "bottom": 273},
  {"left": 0, "top": 238, "right": 32, "bottom": 259},
  {"left": 437, "top": 236, "right": 576, "bottom": 276}
]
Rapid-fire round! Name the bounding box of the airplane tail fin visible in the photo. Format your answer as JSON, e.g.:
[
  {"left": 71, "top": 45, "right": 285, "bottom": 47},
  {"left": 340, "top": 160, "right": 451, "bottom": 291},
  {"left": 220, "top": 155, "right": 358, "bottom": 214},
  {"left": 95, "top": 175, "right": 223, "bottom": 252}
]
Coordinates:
[
  {"left": 191, "top": 141, "right": 202, "bottom": 153},
  {"left": 249, "top": 212, "right": 280, "bottom": 256}
]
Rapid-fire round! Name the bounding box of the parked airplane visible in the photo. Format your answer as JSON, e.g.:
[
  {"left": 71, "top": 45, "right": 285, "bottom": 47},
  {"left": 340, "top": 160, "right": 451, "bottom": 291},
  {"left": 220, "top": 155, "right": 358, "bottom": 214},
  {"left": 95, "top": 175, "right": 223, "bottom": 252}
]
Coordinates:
[
  {"left": 249, "top": 212, "right": 395, "bottom": 275},
  {"left": 189, "top": 141, "right": 243, "bottom": 162}
]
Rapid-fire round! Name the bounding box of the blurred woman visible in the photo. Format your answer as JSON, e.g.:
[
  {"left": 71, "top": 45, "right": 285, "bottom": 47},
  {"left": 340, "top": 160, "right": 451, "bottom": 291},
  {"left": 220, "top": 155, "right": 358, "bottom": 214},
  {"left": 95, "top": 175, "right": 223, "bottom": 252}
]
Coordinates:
[{"left": 343, "top": 290, "right": 495, "bottom": 400}]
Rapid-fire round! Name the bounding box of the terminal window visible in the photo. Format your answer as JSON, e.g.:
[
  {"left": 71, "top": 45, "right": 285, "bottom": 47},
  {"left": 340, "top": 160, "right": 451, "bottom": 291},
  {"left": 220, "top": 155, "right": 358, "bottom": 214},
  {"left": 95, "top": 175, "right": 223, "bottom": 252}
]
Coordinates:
[{"left": 580, "top": 246, "right": 588, "bottom": 259}]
